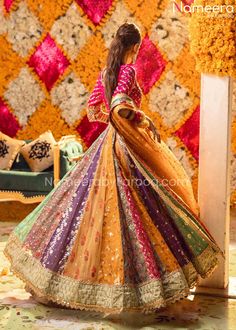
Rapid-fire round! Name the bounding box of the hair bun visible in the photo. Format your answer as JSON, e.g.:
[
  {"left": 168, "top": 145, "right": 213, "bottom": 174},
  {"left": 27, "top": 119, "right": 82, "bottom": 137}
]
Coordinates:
[
  {"left": 116, "top": 23, "right": 134, "bottom": 37},
  {"left": 116, "top": 23, "right": 140, "bottom": 45},
  {"left": 116, "top": 30, "right": 126, "bottom": 40}
]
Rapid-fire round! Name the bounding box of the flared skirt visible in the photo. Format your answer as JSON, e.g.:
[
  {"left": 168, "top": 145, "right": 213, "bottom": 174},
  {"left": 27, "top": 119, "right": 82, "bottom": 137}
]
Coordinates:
[{"left": 4, "top": 108, "right": 224, "bottom": 313}]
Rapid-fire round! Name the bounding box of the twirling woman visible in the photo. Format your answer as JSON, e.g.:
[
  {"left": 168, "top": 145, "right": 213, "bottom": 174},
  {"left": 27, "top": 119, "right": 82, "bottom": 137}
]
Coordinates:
[{"left": 4, "top": 23, "right": 224, "bottom": 313}]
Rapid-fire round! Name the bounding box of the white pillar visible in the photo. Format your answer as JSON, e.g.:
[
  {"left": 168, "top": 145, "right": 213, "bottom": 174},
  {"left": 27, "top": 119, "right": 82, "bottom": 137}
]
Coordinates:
[{"left": 197, "top": 74, "right": 232, "bottom": 289}]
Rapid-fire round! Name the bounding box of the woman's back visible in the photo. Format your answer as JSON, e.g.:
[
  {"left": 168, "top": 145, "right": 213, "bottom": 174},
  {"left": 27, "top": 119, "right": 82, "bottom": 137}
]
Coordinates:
[{"left": 88, "top": 64, "right": 142, "bottom": 114}]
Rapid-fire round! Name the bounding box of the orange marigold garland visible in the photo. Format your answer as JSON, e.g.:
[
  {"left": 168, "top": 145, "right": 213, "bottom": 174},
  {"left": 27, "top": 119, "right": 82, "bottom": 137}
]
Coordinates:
[{"left": 188, "top": 0, "right": 236, "bottom": 77}]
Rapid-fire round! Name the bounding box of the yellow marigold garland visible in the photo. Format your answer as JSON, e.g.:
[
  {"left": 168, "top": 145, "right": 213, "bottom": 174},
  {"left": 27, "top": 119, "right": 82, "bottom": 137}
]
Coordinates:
[
  {"left": 26, "top": 0, "right": 73, "bottom": 31},
  {"left": 16, "top": 98, "right": 76, "bottom": 141},
  {"left": 0, "top": 36, "right": 24, "bottom": 95},
  {"left": 172, "top": 44, "right": 200, "bottom": 102},
  {"left": 124, "top": 0, "right": 169, "bottom": 30},
  {"left": 189, "top": 0, "right": 236, "bottom": 77},
  {"left": 72, "top": 31, "right": 108, "bottom": 92}
]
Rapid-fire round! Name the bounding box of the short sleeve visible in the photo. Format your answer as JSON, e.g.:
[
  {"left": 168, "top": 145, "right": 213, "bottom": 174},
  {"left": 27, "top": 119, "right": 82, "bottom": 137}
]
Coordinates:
[{"left": 113, "top": 65, "right": 135, "bottom": 96}]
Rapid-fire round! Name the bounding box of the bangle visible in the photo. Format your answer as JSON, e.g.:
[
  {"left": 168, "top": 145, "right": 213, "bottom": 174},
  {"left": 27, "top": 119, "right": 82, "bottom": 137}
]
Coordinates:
[
  {"left": 132, "top": 110, "right": 149, "bottom": 128},
  {"left": 137, "top": 118, "right": 149, "bottom": 128},
  {"left": 133, "top": 110, "right": 146, "bottom": 123}
]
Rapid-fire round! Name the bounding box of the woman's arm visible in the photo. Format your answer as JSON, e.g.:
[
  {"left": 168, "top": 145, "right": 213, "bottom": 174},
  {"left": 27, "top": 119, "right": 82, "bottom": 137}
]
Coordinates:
[
  {"left": 87, "top": 72, "right": 109, "bottom": 124},
  {"left": 111, "top": 66, "right": 148, "bottom": 126},
  {"left": 111, "top": 66, "right": 161, "bottom": 142},
  {"left": 111, "top": 95, "right": 149, "bottom": 127}
]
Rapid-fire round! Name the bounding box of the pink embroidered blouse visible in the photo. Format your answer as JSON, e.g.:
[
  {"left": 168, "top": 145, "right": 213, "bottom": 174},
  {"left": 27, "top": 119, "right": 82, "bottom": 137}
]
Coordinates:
[{"left": 87, "top": 64, "right": 142, "bottom": 123}]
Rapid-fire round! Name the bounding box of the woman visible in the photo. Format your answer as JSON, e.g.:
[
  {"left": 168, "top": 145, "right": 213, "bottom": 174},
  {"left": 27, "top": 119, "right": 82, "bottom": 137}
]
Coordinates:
[{"left": 4, "top": 23, "right": 224, "bottom": 313}]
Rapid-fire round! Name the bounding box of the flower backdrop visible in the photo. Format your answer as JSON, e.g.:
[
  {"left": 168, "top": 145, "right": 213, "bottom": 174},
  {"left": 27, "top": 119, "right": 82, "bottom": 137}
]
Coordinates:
[
  {"left": 0, "top": 0, "right": 235, "bottom": 220},
  {"left": 189, "top": 0, "right": 236, "bottom": 78}
]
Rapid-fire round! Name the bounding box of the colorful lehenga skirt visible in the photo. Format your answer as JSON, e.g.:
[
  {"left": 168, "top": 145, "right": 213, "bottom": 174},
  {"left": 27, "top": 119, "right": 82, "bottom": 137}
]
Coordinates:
[{"left": 4, "top": 107, "right": 224, "bottom": 313}]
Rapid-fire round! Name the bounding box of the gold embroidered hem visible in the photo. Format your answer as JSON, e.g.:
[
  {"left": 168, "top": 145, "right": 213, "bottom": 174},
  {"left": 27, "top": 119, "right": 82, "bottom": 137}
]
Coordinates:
[
  {"left": 4, "top": 234, "right": 220, "bottom": 313},
  {"left": 182, "top": 245, "right": 221, "bottom": 289}
]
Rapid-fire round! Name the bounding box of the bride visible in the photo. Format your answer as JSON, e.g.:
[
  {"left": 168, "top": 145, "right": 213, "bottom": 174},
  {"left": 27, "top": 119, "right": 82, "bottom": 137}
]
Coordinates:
[{"left": 4, "top": 23, "right": 224, "bottom": 313}]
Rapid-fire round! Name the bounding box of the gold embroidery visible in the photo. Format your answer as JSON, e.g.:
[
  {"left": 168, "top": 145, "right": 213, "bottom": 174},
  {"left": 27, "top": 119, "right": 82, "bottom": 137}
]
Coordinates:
[
  {"left": 87, "top": 104, "right": 109, "bottom": 124},
  {"left": 128, "top": 148, "right": 224, "bottom": 258},
  {"left": 4, "top": 234, "right": 219, "bottom": 314}
]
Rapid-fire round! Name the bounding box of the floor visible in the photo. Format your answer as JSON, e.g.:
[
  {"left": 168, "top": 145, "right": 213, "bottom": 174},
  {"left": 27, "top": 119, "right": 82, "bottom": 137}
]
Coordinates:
[{"left": 0, "top": 211, "right": 236, "bottom": 330}]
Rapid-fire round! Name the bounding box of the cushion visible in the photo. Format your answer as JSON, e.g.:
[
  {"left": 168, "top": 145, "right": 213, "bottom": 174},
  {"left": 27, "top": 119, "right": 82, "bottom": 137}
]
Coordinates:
[
  {"left": 0, "top": 169, "right": 54, "bottom": 192},
  {"left": 0, "top": 132, "right": 25, "bottom": 170},
  {"left": 20, "top": 131, "right": 56, "bottom": 172},
  {"left": 59, "top": 140, "right": 84, "bottom": 178}
]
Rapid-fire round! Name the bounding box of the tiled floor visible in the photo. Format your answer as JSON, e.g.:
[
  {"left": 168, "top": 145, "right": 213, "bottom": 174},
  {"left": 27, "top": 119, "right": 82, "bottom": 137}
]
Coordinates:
[{"left": 0, "top": 211, "right": 236, "bottom": 330}]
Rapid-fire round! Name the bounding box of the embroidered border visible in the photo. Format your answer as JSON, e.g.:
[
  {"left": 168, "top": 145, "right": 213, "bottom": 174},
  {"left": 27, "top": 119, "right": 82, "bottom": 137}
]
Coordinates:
[{"left": 4, "top": 234, "right": 219, "bottom": 313}]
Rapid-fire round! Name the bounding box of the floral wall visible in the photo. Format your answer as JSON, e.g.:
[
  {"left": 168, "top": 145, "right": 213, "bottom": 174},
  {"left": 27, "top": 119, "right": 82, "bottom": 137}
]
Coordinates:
[{"left": 0, "top": 0, "right": 235, "bottom": 220}]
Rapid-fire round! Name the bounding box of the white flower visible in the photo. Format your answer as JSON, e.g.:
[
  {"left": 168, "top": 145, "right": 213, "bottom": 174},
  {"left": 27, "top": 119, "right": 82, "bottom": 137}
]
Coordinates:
[
  {"left": 0, "top": 7, "right": 7, "bottom": 34},
  {"left": 4, "top": 68, "right": 45, "bottom": 126},
  {"left": 150, "top": 2, "right": 189, "bottom": 61},
  {"left": 50, "top": 3, "right": 92, "bottom": 60},
  {"left": 6, "top": 2, "right": 42, "bottom": 57},
  {"left": 51, "top": 72, "right": 88, "bottom": 126},
  {"left": 101, "top": 2, "right": 142, "bottom": 48},
  {"left": 149, "top": 70, "right": 192, "bottom": 127}
]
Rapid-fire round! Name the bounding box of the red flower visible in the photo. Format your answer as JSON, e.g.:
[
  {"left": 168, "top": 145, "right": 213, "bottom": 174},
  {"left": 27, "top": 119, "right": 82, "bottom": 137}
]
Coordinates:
[
  {"left": 95, "top": 231, "right": 100, "bottom": 243},
  {"left": 70, "top": 251, "right": 76, "bottom": 262},
  {"left": 91, "top": 266, "right": 96, "bottom": 277},
  {"left": 84, "top": 249, "right": 89, "bottom": 261},
  {"left": 80, "top": 234, "right": 86, "bottom": 246}
]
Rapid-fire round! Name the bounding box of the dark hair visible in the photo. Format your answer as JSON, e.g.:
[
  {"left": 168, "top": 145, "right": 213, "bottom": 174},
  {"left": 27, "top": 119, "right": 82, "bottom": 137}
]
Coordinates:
[{"left": 104, "top": 23, "right": 141, "bottom": 105}]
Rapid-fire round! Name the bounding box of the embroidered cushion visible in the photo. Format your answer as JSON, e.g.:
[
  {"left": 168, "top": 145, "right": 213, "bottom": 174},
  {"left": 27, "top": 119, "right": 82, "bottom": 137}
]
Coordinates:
[
  {"left": 0, "top": 132, "right": 25, "bottom": 170},
  {"left": 20, "top": 131, "right": 56, "bottom": 172}
]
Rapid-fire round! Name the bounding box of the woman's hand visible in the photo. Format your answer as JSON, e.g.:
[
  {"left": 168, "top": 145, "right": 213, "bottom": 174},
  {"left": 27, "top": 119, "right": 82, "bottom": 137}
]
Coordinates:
[
  {"left": 146, "top": 117, "right": 161, "bottom": 143},
  {"left": 116, "top": 106, "right": 161, "bottom": 143}
]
